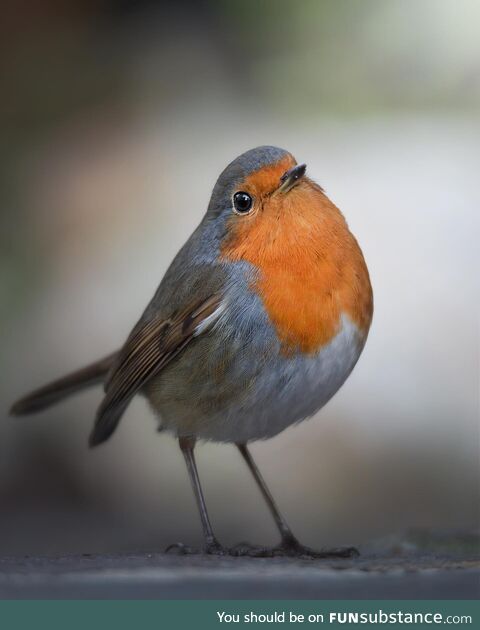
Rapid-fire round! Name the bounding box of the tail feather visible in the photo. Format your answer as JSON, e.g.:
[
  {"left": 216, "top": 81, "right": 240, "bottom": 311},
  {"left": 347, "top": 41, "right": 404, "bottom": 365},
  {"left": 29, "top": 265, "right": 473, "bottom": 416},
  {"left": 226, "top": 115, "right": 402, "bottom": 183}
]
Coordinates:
[
  {"left": 88, "top": 401, "right": 129, "bottom": 448},
  {"left": 10, "top": 352, "right": 118, "bottom": 416}
]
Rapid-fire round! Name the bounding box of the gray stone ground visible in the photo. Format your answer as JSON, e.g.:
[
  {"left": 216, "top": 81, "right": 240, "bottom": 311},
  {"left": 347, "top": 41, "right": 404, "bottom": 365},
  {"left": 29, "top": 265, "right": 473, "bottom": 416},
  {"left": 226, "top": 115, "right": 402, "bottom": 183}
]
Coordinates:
[{"left": 0, "top": 548, "right": 478, "bottom": 599}]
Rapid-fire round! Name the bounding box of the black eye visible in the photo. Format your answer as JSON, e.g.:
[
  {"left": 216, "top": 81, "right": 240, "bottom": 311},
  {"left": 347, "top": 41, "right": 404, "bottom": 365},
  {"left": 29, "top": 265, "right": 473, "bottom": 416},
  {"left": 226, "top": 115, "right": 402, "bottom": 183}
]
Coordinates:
[{"left": 233, "top": 191, "right": 253, "bottom": 214}]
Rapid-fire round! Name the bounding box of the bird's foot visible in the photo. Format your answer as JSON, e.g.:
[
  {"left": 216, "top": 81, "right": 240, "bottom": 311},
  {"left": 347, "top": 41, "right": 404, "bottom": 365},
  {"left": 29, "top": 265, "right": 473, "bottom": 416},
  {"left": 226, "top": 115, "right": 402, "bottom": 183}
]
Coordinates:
[
  {"left": 228, "top": 537, "right": 359, "bottom": 559},
  {"left": 274, "top": 536, "right": 359, "bottom": 559},
  {"left": 165, "top": 539, "right": 227, "bottom": 556},
  {"left": 204, "top": 539, "right": 228, "bottom": 555},
  {"left": 166, "top": 537, "right": 359, "bottom": 559}
]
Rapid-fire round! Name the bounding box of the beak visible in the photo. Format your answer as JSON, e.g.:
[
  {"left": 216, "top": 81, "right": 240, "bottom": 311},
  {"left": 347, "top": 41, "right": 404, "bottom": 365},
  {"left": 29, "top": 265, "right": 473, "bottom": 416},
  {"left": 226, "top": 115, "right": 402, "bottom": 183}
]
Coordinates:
[{"left": 277, "top": 163, "right": 307, "bottom": 193}]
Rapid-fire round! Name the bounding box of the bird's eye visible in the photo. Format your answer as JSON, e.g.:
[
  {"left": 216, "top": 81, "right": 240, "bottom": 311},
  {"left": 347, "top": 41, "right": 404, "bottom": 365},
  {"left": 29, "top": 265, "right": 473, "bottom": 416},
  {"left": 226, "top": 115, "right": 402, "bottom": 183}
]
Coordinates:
[{"left": 233, "top": 191, "right": 253, "bottom": 214}]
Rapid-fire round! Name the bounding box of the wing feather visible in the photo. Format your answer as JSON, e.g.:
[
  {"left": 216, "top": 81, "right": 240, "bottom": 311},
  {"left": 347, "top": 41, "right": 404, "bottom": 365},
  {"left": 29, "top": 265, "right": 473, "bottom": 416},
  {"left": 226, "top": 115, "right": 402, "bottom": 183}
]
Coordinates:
[{"left": 89, "top": 294, "right": 223, "bottom": 446}]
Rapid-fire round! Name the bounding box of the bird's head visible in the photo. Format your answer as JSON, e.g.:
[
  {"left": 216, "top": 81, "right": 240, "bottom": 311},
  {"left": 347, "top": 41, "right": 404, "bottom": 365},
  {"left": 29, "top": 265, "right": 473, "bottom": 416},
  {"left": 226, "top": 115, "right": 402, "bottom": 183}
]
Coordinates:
[{"left": 207, "top": 145, "right": 327, "bottom": 263}]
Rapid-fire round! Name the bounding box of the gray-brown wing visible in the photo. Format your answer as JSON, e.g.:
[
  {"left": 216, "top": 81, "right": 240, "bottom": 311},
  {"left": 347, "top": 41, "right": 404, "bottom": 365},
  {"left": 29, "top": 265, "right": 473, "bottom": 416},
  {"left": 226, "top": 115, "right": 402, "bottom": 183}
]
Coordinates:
[{"left": 89, "top": 294, "right": 223, "bottom": 447}]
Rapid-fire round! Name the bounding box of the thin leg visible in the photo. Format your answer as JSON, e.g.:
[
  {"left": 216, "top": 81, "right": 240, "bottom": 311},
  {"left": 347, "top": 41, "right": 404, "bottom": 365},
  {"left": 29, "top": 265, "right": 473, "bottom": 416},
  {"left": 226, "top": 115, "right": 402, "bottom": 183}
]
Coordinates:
[
  {"left": 236, "top": 443, "right": 359, "bottom": 559},
  {"left": 178, "top": 436, "right": 223, "bottom": 554},
  {"left": 237, "top": 443, "right": 295, "bottom": 544}
]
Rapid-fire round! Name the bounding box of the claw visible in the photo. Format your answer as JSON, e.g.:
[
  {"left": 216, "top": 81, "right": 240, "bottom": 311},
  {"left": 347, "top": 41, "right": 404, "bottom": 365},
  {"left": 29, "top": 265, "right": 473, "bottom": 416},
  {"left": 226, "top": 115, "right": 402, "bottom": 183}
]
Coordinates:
[{"left": 165, "top": 542, "right": 197, "bottom": 555}]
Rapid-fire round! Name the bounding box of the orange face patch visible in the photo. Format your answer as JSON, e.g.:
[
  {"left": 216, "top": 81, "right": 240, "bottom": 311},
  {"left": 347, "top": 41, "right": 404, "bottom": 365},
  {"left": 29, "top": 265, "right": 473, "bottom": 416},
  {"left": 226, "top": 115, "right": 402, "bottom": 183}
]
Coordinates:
[
  {"left": 237, "top": 154, "right": 296, "bottom": 199},
  {"left": 221, "top": 162, "right": 373, "bottom": 354}
]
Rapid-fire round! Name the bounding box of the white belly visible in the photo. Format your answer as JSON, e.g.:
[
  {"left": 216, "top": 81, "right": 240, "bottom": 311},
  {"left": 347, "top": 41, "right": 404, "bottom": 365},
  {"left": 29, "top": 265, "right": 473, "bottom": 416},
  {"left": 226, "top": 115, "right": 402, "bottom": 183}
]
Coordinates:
[{"left": 148, "top": 313, "right": 365, "bottom": 444}]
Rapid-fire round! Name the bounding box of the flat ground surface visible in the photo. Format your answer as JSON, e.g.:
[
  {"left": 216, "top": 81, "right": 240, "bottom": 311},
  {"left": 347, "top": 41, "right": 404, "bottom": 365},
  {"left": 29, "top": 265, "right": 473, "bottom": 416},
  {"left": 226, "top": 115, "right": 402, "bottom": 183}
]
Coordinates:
[{"left": 0, "top": 549, "right": 478, "bottom": 599}]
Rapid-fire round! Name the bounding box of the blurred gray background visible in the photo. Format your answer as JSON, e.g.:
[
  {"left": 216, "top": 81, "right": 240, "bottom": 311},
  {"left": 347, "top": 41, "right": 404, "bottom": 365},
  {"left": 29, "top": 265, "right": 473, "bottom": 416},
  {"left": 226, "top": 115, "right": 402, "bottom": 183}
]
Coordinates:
[{"left": 1, "top": 0, "right": 478, "bottom": 556}]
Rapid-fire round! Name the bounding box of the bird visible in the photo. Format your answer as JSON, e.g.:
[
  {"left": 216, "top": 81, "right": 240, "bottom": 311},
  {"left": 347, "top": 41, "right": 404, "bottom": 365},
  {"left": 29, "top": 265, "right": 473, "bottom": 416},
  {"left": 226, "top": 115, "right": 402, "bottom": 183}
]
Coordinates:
[{"left": 11, "top": 145, "right": 373, "bottom": 558}]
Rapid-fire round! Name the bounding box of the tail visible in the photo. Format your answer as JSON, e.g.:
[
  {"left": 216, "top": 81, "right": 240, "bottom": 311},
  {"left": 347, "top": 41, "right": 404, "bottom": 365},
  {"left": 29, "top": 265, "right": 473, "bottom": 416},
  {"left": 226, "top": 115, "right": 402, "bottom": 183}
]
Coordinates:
[{"left": 10, "top": 352, "right": 118, "bottom": 416}]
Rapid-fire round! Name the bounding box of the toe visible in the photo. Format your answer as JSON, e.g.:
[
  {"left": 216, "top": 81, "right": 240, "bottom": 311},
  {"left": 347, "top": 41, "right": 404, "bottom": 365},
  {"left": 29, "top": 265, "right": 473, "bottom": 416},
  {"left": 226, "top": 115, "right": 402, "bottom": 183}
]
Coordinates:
[
  {"left": 165, "top": 542, "right": 197, "bottom": 555},
  {"left": 229, "top": 543, "right": 274, "bottom": 558},
  {"left": 274, "top": 539, "right": 360, "bottom": 559}
]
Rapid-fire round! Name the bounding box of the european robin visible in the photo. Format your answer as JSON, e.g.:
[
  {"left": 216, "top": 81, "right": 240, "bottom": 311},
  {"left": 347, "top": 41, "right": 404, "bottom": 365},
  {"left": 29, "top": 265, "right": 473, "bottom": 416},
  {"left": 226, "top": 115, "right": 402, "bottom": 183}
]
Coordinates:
[{"left": 11, "top": 146, "right": 373, "bottom": 558}]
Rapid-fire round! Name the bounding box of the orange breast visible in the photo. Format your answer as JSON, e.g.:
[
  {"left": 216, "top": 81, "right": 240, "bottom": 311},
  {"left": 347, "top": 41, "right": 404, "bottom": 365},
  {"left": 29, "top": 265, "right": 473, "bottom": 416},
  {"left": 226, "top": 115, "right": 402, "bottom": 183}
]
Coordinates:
[{"left": 221, "top": 179, "right": 373, "bottom": 354}]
